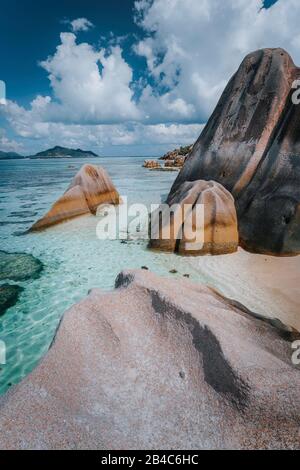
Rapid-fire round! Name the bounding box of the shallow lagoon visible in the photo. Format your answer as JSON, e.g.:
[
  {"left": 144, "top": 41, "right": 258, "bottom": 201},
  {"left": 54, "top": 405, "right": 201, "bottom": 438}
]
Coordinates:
[{"left": 0, "top": 157, "right": 198, "bottom": 394}]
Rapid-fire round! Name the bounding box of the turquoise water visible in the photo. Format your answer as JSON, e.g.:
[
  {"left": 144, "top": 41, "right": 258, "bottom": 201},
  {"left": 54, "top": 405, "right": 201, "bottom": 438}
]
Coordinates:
[{"left": 0, "top": 157, "right": 209, "bottom": 394}]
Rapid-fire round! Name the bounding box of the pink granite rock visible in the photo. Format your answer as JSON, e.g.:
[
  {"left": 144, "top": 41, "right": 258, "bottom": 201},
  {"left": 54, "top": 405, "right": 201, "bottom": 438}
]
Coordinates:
[
  {"left": 29, "top": 164, "right": 120, "bottom": 231},
  {"left": 150, "top": 180, "right": 239, "bottom": 255},
  {"left": 169, "top": 48, "right": 300, "bottom": 255},
  {"left": 0, "top": 270, "right": 299, "bottom": 450}
]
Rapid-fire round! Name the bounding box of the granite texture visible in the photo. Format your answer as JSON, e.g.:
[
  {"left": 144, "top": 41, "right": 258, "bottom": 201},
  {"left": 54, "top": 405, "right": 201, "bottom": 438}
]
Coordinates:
[
  {"left": 0, "top": 270, "right": 299, "bottom": 450},
  {"left": 150, "top": 180, "right": 238, "bottom": 255},
  {"left": 169, "top": 48, "right": 300, "bottom": 255},
  {"left": 29, "top": 164, "right": 120, "bottom": 230}
]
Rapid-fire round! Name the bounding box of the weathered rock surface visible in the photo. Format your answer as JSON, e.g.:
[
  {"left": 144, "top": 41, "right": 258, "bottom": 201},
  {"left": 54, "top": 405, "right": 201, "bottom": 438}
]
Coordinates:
[
  {"left": 143, "top": 160, "right": 162, "bottom": 169},
  {"left": 143, "top": 158, "right": 185, "bottom": 171},
  {"left": 0, "top": 250, "right": 43, "bottom": 282},
  {"left": 150, "top": 180, "right": 239, "bottom": 255},
  {"left": 29, "top": 164, "right": 120, "bottom": 230},
  {"left": 0, "top": 284, "right": 23, "bottom": 316},
  {"left": 169, "top": 48, "right": 300, "bottom": 255},
  {"left": 158, "top": 145, "right": 192, "bottom": 170},
  {"left": 160, "top": 145, "right": 193, "bottom": 161},
  {"left": 0, "top": 270, "right": 299, "bottom": 450},
  {"left": 164, "top": 155, "right": 186, "bottom": 168}
]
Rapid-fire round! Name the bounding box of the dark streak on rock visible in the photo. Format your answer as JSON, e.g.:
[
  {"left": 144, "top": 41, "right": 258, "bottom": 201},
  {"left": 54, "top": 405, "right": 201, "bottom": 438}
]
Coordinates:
[
  {"left": 115, "top": 272, "right": 135, "bottom": 289},
  {"left": 150, "top": 290, "right": 250, "bottom": 411}
]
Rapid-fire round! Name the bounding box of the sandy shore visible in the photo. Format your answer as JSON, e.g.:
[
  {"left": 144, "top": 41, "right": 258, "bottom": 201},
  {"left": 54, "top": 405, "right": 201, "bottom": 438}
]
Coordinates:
[{"left": 187, "top": 248, "right": 300, "bottom": 331}]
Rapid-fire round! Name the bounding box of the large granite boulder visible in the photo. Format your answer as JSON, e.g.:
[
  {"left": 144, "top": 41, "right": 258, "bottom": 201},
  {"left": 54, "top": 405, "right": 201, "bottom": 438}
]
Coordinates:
[
  {"left": 169, "top": 48, "right": 300, "bottom": 255},
  {"left": 150, "top": 180, "right": 238, "bottom": 255},
  {"left": 69, "top": 164, "right": 120, "bottom": 215},
  {"left": 29, "top": 164, "right": 120, "bottom": 231},
  {"left": 0, "top": 270, "right": 298, "bottom": 449}
]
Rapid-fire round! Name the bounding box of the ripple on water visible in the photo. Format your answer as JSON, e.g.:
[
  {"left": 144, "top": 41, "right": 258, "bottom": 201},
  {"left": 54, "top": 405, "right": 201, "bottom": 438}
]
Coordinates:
[{"left": 8, "top": 211, "right": 38, "bottom": 218}]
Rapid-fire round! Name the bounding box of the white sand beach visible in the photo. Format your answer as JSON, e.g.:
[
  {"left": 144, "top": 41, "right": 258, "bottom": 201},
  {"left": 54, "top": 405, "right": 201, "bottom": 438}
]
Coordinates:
[{"left": 187, "top": 248, "right": 300, "bottom": 331}]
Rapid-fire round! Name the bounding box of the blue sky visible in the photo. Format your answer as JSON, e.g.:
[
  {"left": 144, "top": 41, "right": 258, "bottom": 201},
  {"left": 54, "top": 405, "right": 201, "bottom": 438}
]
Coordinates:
[
  {"left": 1, "top": 0, "right": 298, "bottom": 157},
  {"left": 0, "top": 0, "right": 143, "bottom": 106}
]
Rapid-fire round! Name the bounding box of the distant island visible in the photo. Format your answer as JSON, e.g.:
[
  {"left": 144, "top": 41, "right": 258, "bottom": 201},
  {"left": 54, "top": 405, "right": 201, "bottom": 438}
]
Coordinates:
[
  {"left": 0, "top": 150, "right": 23, "bottom": 160},
  {"left": 0, "top": 146, "right": 99, "bottom": 160},
  {"left": 31, "top": 146, "right": 99, "bottom": 159}
]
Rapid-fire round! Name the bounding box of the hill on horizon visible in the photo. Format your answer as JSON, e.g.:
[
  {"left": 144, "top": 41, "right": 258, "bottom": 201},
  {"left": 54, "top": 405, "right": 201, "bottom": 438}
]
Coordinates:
[
  {"left": 0, "top": 150, "right": 23, "bottom": 159},
  {"left": 31, "top": 146, "right": 99, "bottom": 158}
]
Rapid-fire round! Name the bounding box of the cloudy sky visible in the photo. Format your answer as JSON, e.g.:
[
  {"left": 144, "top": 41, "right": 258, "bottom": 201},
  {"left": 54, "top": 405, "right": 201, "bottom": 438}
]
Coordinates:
[{"left": 1, "top": 0, "right": 299, "bottom": 156}]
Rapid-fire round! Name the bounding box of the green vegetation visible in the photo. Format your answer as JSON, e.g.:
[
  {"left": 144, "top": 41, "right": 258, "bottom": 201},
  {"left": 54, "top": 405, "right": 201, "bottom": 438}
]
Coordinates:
[{"left": 178, "top": 145, "right": 192, "bottom": 155}]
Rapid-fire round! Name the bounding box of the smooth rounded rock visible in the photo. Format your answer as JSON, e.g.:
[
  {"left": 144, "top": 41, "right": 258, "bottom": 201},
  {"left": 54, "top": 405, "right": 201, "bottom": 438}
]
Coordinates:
[
  {"left": 30, "top": 164, "right": 120, "bottom": 231},
  {"left": 0, "top": 270, "right": 299, "bottom": 449},
  {"left": 150, "top": 180, "right": 239, "bottom": 255}
]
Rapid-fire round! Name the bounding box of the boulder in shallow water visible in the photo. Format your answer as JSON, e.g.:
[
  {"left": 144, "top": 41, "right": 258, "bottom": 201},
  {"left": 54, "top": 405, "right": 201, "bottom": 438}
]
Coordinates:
[
  {"left": 29, "top": 164, "right": 120, "bottom": 231},
  {"left": 29, "top": 186, "right": 90, "bottom": 231},
  {"left": 150, "top": 180, "right": 239, "bottom": 255},
  {"left": 143, "top": 160, "right": 161, "bottom": 169},
  {"left": 164, "top": 155, "right": 186, "bottom": 168},
  {"left": 0, "top": 270, "right": 299, "bottom": 449},
  {"left": 169, "top": 48, "right": 300, "bottom": 255},
  {"left": 0, "top": 284, "right": 23, "bottom": 316},
  {"left": 69, "top": 164, "right": 120, "bottom": 214},
  {"left": 0, "top": 250, "right": 43, "bottom": 282}
]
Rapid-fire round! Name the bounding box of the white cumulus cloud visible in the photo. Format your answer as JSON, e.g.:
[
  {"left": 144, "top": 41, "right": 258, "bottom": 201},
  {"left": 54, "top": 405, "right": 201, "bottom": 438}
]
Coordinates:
[
  {"left": 2, "top": 0, "right": 300, "bottom": 155},
  {"left": 70, "top": 17, "right": 94, "bottom": 33},
  {"left": 134, "top": 0, "right": 300, "bottom": 122},
  {"left": 0, "top": 129, "right": 23, "bottom": 153},
  {"left": 39, "top": 32, "right": 141, "bottom": 124},
  {"left": 1, "top": 98, "right": 202, "bottom": 155}
]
